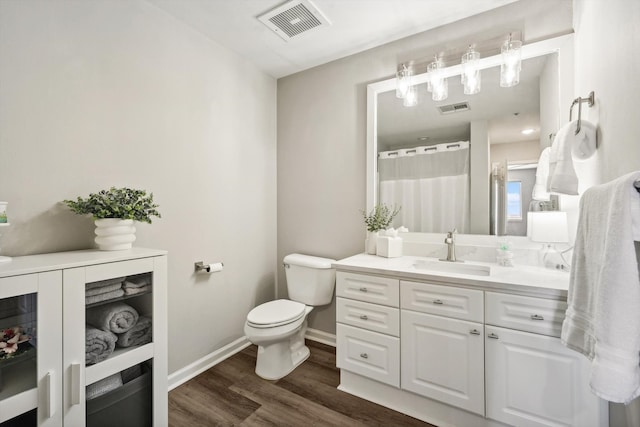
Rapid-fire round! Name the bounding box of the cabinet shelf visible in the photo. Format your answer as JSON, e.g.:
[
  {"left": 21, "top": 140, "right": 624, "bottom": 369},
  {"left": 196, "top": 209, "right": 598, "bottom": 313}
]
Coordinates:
[
  {"left": 85, "top": 289, "right": 152, "bottom": 309},
  {"left": 86, "top": 343, "right": 154, "bottom": 386}
]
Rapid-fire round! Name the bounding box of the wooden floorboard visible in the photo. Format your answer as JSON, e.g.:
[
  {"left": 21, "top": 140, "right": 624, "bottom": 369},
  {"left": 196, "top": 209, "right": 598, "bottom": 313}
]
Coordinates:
[{"left": 169, "top": 340, "right": 434, "bottom": 427}]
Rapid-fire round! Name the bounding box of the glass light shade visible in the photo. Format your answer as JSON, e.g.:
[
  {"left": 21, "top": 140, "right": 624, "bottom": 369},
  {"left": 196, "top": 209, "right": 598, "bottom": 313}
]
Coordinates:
[
  {"left": 403, "top": 85, "right": 418, "bottom": 107},
  {"left": 500, "top": 37, "right": 522, "bottom": 87},
  {"left": 461, "top": 46, "right": 481, "bottom": 95},
  {"left": 396, "top": 65, "right": 412, "bottom": 98},
  {"left": 428, "top": 57, "right": 448, "bottom": 101},
  {"left": 528, "top": 211, "right": 569, "bottom": 243}
]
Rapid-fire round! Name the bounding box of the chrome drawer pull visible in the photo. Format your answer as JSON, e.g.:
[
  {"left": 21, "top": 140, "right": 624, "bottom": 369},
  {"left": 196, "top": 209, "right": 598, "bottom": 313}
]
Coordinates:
[
  {"left": 360, "top": 353, "right": 369, "bottom": 359},
  {"left": 531, "top": 314, "right": 544, "bottom": 321},
  {"left": 359, "top": 287, "right": 368, "bottom": 292},
  {"left": 488, "top": 333, "right": 499, "bottom": 339},
  {"left": 433, "top": 299, "right": 444, "bottom": 305},
  {"left": 470, "top": 329, "right": 480, "bottom": 335},
  {"left": 359, "top": 315, "right": 369, "bottom": 320}
]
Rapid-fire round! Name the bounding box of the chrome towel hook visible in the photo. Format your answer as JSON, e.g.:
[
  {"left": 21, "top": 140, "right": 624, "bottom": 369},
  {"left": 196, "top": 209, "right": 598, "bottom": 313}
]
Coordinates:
[{"left": 569, "top": 91, "right": 595, "bottom": 135}]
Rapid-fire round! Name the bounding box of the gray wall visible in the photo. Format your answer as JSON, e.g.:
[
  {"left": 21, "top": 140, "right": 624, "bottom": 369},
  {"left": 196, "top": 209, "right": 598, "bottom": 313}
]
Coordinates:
[
  {"left": 0, "top": 0, "right": 277, "bottom": 374},
  {"left": 277, "top": 0, "right": 574, "bottom": 334}
]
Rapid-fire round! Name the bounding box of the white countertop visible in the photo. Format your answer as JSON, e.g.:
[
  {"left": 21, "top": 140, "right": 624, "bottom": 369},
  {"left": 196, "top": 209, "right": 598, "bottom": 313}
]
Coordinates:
[
  {"left": 333, "top": 253, "right": 570, "bottom": 299},
  {"left": 0, "top": 247, "right": 167, "bottom": 278}
]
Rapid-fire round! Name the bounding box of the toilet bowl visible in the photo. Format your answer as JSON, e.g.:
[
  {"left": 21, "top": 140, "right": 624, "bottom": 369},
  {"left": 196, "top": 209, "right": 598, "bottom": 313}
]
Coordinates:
[
  {"left": 244, "top": 299, "right": 313, "bottom": 380},
  {"left": 244, "top": 254, "right": 336, "bottom": 380}
]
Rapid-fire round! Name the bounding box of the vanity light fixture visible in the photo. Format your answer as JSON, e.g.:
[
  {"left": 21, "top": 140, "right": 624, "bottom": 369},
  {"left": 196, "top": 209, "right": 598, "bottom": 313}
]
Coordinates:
[
  {"left": 500, "top": 33, "right": 523, "bottom": 87},
  {"left": 427, "top": 55, "right": 448, "bottom": 101},
  {"left": 396, "top": 64, "right": 412, "bottom": 99},
  {"left": 461, "top": 45, "right": 481, "bottom": 95},
  {"left": 403, "top": 84, "right": 418, "bottom": 107}
]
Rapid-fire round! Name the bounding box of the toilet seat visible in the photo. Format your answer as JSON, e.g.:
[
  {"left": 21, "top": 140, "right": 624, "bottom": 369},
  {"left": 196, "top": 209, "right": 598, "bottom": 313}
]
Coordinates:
[{"left": 247, "top": 299, "right": 306, "bottom": 328}]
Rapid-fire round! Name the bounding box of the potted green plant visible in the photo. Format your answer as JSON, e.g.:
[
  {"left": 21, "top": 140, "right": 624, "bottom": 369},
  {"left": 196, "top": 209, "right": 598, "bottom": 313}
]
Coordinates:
[
  {"left": 64, "top": 187, "right": 161, "bottom": 251},
  {"left": 362, "top": 203, "right": 400, "bottom": 254}
]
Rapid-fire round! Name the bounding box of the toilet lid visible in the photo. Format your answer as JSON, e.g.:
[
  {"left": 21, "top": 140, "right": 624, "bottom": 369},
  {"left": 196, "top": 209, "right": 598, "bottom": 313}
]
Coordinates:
[{"left": 247, "top": 299, "right": 306, "bottom": 328}]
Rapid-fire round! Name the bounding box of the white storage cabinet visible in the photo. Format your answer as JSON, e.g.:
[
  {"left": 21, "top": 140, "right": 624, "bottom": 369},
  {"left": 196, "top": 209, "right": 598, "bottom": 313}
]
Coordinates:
[{"left": 0, "top": 248, "right": 167, "bottom": 426}]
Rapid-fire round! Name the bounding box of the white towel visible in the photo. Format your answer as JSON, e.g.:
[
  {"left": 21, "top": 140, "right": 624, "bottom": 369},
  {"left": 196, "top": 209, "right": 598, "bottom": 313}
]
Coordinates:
[
  {"left": 548, "top": 120, "right": 596, "bottom": 195},
  {"left": 532, "top": 147, "right": 551, "bottom": 201},
  {"left": 561, "top": 171, "right": 640, "bottom": 403}
]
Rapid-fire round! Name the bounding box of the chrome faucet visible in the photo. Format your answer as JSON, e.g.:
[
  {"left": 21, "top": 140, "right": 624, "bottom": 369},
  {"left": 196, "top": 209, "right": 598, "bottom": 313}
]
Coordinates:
[{"left": 441, "top": 228, "right": 463, "bottom": 263}]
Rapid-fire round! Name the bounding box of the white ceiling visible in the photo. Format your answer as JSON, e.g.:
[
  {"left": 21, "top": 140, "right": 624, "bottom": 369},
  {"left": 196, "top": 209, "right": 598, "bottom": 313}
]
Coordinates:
[{"left": 146, "top": 0, "right": 518, "bottom": 78}]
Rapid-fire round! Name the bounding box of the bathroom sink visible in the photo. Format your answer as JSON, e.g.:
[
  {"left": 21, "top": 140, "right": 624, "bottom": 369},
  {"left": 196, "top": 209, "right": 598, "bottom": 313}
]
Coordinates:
[{"left": 413, "top": 260, "right": 491, "bottom": 276}]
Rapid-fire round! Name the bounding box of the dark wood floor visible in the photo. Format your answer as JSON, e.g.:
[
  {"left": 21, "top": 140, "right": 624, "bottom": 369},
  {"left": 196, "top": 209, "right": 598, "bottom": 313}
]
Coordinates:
[{"left": 168, "top": 340, "right": 434, "bottom": 426}]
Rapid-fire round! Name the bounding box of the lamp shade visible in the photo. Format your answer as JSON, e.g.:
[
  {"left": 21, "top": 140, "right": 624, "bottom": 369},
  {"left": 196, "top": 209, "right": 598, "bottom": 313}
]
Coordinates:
[{"left": 528, "top": 211, "right": 568, "bottom": 243}]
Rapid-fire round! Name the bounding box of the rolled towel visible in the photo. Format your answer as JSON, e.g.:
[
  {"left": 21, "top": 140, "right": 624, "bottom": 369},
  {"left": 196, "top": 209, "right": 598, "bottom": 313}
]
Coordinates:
[
  {"left": 117, "top": 316, "right": 152, "bottom": 348},
  {"left": 85, "top": 289, "right": 125, "bottom": 305},
  {"left": 86, "top": 302, "right": 139, "bottom": 334},
  {"left": 86, "top": 326, "right": 117, "bottom": 366},
  {"left": 86, "top": 277, "right": 125, "bottom": 291},
  {"left": 86, "top": 372, "right": 123, "bottom": 400},
  {"left": 86, "top": 282, "right": 123, "bottom": 297}
]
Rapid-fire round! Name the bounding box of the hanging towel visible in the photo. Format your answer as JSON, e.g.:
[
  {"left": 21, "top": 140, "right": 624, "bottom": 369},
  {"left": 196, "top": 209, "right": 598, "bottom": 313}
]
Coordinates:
[
  {"left": 532, "top": 147, "right": 551, "bottom": 201},
  {"left": 86, "top": 302, "right": 139, "bottom": 334},
  {"left": 561, "top": 171, "right": 640, "bottom": 403},
  {"left": 116, "top": 316, "right": 152, "bottom": 348},
  {"left": 548, "top": 120, "right": 597, "bottom": 195},
  {"left": 85, "top": 326, "right": 117, "bottom": 365}
]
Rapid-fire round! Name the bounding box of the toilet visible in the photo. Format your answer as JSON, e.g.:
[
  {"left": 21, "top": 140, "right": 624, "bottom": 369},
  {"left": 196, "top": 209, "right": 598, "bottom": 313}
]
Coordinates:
[{"left": 244, "top": 253, "right": 336, "bottom": 380}]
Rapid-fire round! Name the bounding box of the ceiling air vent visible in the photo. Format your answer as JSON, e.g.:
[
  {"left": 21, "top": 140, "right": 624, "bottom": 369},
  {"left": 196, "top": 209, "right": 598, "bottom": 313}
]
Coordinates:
[
  {"left": 438, "top": 102, "right": 471, "bottom": 115},
  {"left": 258, "top": 0, "right": 331, "bottom": 41}
]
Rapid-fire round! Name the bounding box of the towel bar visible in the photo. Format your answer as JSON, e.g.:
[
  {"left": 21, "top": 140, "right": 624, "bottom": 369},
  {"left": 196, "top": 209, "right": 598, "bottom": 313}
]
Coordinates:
[{"left": 569, "top": 91, "right": 595, "bottom": 135}]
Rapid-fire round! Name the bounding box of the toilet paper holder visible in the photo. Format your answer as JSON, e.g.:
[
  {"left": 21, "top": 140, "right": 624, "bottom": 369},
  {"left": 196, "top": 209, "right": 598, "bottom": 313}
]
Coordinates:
[{"left": 195, "top": 261, "right": 224, "bottom": 273}]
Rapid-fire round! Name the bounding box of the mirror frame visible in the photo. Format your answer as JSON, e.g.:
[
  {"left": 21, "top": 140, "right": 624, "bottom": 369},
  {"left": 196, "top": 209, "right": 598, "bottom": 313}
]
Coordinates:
[{"left": 366, "top": 33, "right": 574, "bottom": 237}]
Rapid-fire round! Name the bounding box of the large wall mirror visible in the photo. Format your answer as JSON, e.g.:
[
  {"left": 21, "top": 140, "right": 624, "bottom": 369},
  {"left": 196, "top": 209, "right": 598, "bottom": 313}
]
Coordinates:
[{"left": 366, "top": 34, "right": 574, "bottom": 237}]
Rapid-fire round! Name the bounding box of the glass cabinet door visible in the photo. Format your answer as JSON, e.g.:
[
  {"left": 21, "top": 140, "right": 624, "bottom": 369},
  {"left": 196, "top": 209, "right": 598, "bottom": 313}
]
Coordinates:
[{"left": 0, "top": 272, "right": 62, "bottom": 427}]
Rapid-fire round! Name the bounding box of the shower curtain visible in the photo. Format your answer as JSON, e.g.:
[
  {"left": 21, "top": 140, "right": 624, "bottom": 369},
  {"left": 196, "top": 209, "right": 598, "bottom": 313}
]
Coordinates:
[{"left": 378, "top": 141, "right": 470, "bottom": 233}]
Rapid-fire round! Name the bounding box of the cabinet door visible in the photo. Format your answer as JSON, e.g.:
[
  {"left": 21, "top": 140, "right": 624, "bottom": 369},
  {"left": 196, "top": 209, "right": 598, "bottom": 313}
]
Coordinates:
[
  {"left": 63, "top": 256, "right": 168, "bottom": 427},
  {"left": 485, "top": 326, "right": 607, "bottom": 427},
  {"left": 401, "top": 310, "right": 484, "bottom": 415},
  {"left": 0, "top": 272, "right": 62, "bottom": 427}
]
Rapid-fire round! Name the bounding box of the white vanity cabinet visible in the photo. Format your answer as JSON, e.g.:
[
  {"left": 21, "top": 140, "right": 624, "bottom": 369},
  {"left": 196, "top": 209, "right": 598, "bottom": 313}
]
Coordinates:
[
  {"left": 484, "top": 292, "right": 605, "bottom": 427},
  {"left": 336, "top": 272, "right": 400, "bottom": 387},
  {"left": 0, "top": 248, "right": 167, "bottom": 427},
  {"left": 400, "top": 280, "right": 485, "bottom": 415},
  {"left": 334, "top": 261, "right": 608, "bottom": 427}
]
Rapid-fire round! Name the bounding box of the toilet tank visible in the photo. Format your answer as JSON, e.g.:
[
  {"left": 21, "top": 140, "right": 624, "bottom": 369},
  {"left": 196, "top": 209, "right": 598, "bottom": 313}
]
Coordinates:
[{"left": 283, "top": 254, "right": 336, "bottom": 306}]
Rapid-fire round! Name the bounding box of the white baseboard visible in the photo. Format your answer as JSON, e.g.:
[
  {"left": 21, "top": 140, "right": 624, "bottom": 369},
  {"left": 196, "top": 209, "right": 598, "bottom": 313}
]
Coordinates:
[
  {"left": 168, "top": 329, "right": 335, "bottom": 391},
  {"left": 168, "top": 336, "right": 251, "bottom": 391},
  {"left": 305, "top": 328, "right": 336, "bottom": 347}
]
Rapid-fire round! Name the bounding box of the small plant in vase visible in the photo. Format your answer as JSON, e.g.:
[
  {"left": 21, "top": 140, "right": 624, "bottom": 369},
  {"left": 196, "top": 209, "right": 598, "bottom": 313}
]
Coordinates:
[
  {"left": 362, "top": 204, "right": 400, "bottom": 254},
  {"left": 64, "top": 187, "right": 161, "bottom": 251}
]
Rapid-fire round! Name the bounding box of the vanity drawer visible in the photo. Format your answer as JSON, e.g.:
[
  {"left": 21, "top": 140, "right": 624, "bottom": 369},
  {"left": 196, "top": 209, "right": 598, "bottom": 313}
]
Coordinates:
[
  {"left": 400, "top": 280, "right": 483, "bottom": 322},
  {"left": 337, "top": 297, "right": 400, "bottom": 337},
  {"left": 336, "top": 323, "right": 400, "bottom": 387},
  {"left": 336, "top": 272, "right": 399, "bottom": 307},
  {"left": 485, "top": 292, "right": 567, "bottom": 337}
]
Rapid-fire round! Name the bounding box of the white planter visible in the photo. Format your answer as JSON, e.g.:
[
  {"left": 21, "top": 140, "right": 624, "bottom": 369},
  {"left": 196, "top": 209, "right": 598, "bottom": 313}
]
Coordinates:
[
  {"left": 365, "top": 231, "right": 379, "bottom": 255},
  {"left": 94, "top": 219, "right": 136, "bottom": 251}
]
